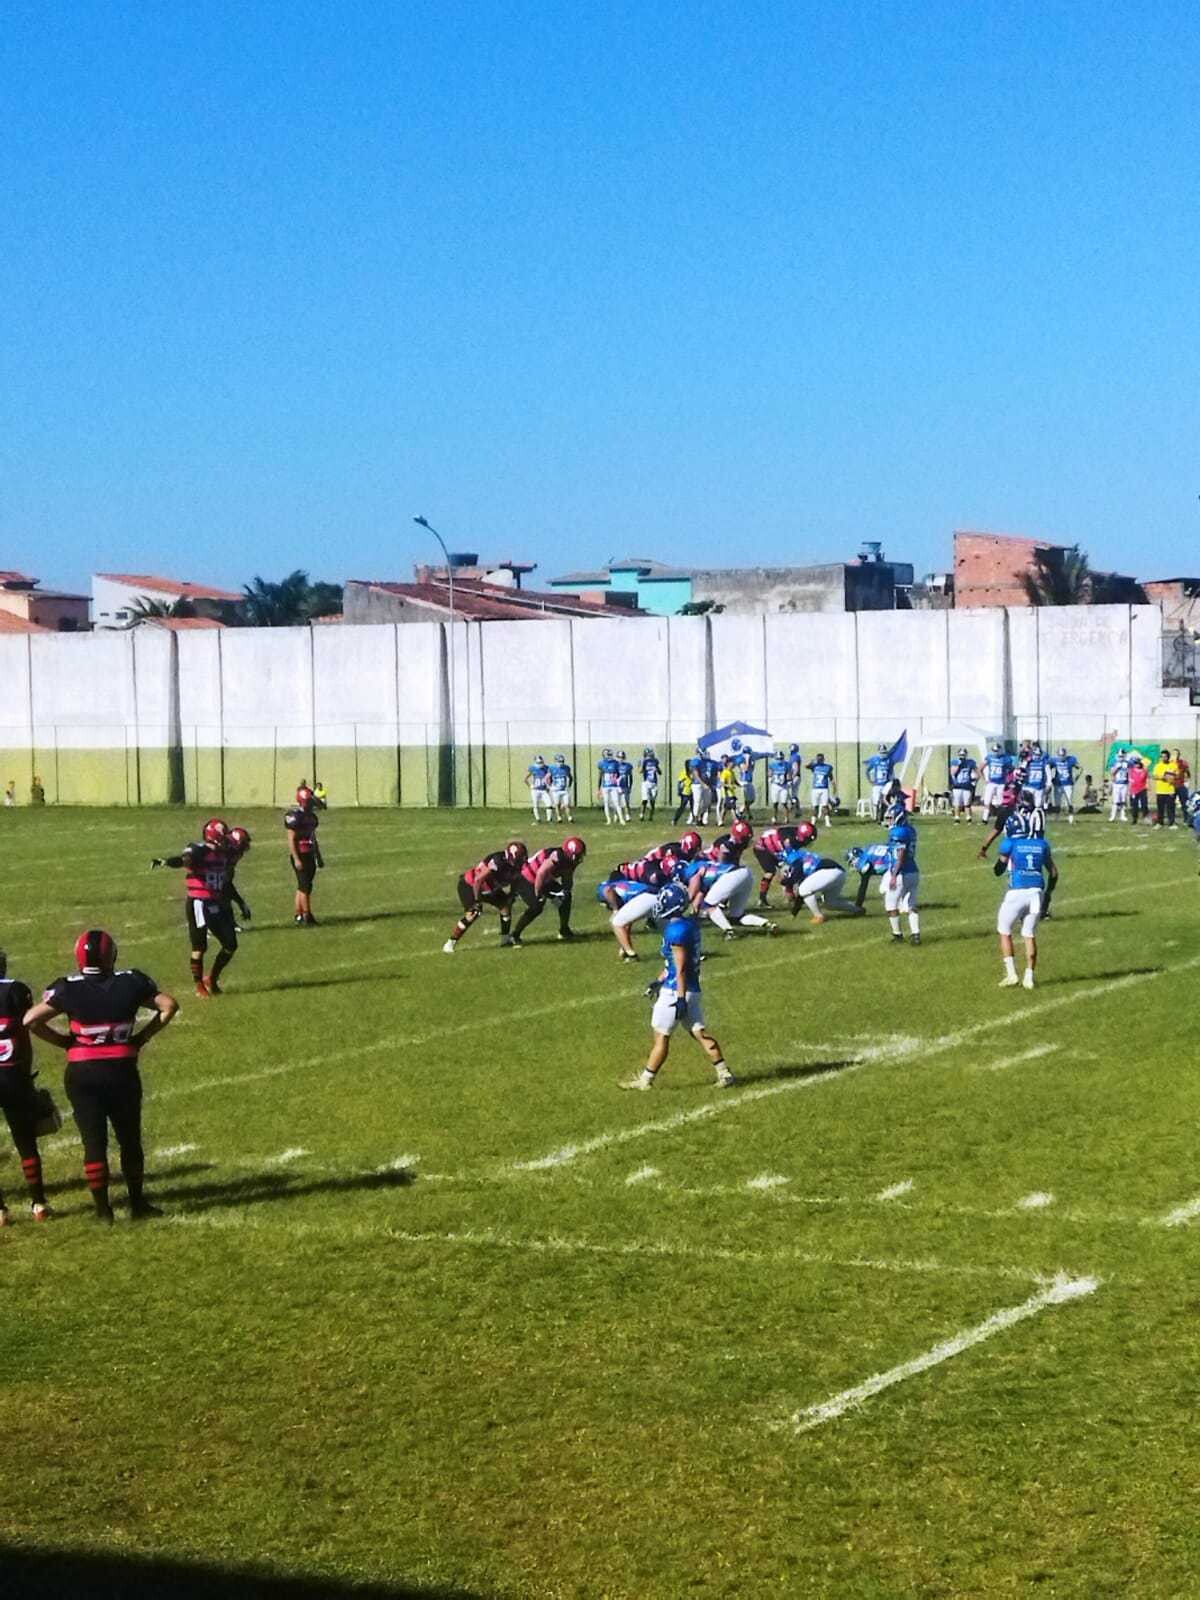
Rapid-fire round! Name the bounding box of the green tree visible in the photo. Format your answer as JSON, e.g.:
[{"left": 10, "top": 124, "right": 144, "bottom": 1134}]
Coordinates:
[
  {"left": 120, "top": 595, "right": 195, "bottom": 627},
  {"left": 1020, "top": 545, "right": 1097, "bottom": 606},
  {"left": 241, "top": 571, "right": 343, "bottom": 626}
]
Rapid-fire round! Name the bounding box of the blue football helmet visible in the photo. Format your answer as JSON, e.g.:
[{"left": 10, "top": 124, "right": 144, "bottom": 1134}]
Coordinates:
[
  {"left": 654, "top": 883, "right": 690, "bottom": 920},
  {"left": 844, "top": 845, "right": 863, "bottom": 868},
  {"left": 884, "top": 798, "right": 908, "bottom": 826}
]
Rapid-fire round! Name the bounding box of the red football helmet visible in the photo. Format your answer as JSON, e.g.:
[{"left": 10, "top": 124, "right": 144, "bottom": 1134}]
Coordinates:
[
  {"left": 659, "top": 853, "right": 680, "bottom": 877},
  {"left": 203, "top": 817, "right": 230, "bottom": 846},
  {"left": 75, "top": 929, "right": 117, "bottom": 973},
  {"left": 295, "top": 786, "right": 315, "bottom": 809},
  {"left": 794, "top": 821, "right": 817, "bottom": 845},
  {"left": 730, "top": 820, "right": 752, "bottom": 845},
  {"left": 228, "top": 826, "right": 251, "bottom": 855},
  {"left": 679, "top": 830, "right": 702, "bottom": 858},
  {"left": 562, "top": 836, "right": 586, "bottom": 861},
  {"left": 505, "top": 840, "right": 528, "bottom": 867}
]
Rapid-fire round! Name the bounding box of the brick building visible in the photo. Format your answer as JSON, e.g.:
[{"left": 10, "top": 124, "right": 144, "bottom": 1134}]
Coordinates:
[{"left": 953, "top": 531, "right": 1143, "bottom": 610}]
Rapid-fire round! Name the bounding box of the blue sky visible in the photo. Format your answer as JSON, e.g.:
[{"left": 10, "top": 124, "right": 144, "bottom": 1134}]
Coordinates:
[{"left": 3, "top": 0, "right": 1197, "bottom": 594}]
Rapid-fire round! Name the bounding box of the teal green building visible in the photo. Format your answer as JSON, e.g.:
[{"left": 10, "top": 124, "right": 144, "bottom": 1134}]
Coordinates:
[{"left": 547, "top": 557, "right": 693, "bottom": 617}]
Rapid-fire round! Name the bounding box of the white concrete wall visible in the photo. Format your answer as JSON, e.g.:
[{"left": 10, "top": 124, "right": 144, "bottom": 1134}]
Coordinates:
[{"left": 5, "top": 603, "right": 1198, "bottom": 802}]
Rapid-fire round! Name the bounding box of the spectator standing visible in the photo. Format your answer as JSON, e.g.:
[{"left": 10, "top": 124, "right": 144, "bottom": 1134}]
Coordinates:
[
  {"left": 1129, "top": 757, "right": 1149, "bottom": 824},
  {"left": 1173, "top": 751, "right": 1191, "bottom": 813},
  {"left": 1153, "top": 752, "right": 1180, "bottom": 828}
]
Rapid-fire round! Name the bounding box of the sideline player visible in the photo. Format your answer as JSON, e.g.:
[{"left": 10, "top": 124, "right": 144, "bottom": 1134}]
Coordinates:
[
  {"left": 753, "top": 820, "right": 815, "bottom": 905},
  {"left": 549, "top": 754, "right": 574, "bottom": 822},
  {"left": 286, "top": 785, "right": 323, "bottom": 925},
  {"left": 737, "top": 748, "right": 758, "bottom": 819},
  {"left": 620, "top": 884, "right": 734, "bottom": 1091},
  {"left": 780, "top": 846, "right": 862, "bottom": 923},
  {"left": 507, "top": 836, "right": 587, "bottom": 946},
  {"left": 1107, "top": 747, "right": 1132, "bottom": 821},
  {"left": 767, "top": 749, "right": 792, "bottom": 822},
  {"left": 981, "top": 741, "right": 1013, "bottom": 818},
  {"left": 151, "top": 818, "right": 240, "bottom": 997},
  {"left": 526, "top": 754, "right": 554, "bottom": 824},
  {"left": 24, "top": 931, "right": 178, "bottom": 1223},
  {"left": 995, "top": 829, "right": 1057, "bottom": 989},
  {"left": 444, "top": 840, "right": 528, "bottom": 953},
  {"left": 949, "top": 747, "right": 979, "bottom": 823},
  {"left": 1050, "top": 746, "right": 1079, "bottom": 821},
  {"left": 639, "top": 747, "right": 662, "bottom": 821},
  {"left": 615, "top": 752, "right": 634, "bottom": 823},
  {"left": 1024, "top": 743, "right": 1052, "bottom": 811},
  {"left": 865, "top": 743, "right": 896, "bottom": 821},
  {"left": 883, "top": 800, "right": 921, "bottom": 946},
  {"left": 807, "top": 752, "right": 835, "bottom": 825},
  {"left": 597, "top": 749, "right": 623, "bottom": 825},
  {"left": 0, "top": 951, "right": 53, "bottom": 1224}
]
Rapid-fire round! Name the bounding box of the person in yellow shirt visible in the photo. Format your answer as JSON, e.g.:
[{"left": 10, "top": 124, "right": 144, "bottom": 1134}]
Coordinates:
[
  {"left": 719, "top": 760, "right": 739, "bottom": 821},
  {"left": 672, "top": 761, "right": 693, "bottom": 824},
  {"left": 1152, "top": 754, "right": 1180, "bottom": 827}
]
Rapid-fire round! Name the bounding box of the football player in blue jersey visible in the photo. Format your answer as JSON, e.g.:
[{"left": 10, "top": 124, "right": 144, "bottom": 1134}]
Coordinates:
[
  {"left": 549, "top": 754, "right": 574, "bottom": 823},
  {"left": 883, "top": 799, "right": 921, "bottom": 946},
  {"left": 779, "top": 846, "right": 862, "bottom": 922},
  {"left": 1024, "top": 743, "right": 1051, "bottom": 807},
  {"left": 994, "top": 829, "right": 1058, "bottom": 989},
  {"left": 845, "top": 841, "right": 895, "bottom": 910},
  {"left": 865, "top": 743, "right": 896, "bottom": 821},
  {"left": 737, "top": 749, "right": 758, "bottom": 819},
  {"left": 949, "top": 747, "right": 979, "bottom": 824},
  {"left": 597, "top": 854, "right": 677, "bottom": 961},
  {"left": 639, "top": 747, "right": 663, "bottom": 821},
  {"left": 525, "top": 754, "right": 554, "bottom": 824},
  {"left": 597, "top": 749, "right": 624, "bottom": 825},
  {"left": 806, "top": 752, "right": 835, "bottom": 825},
  {"left": 1050, "top": 746, "right": 1079, "bottom": 823},
  {"left": 981, "top": 741, "right": 1014, "bottom": 817},
  {"left": 1107, "top": 747, "right": 1131, "bottom": 822},
  {"left": 767, "top": 749, "right": 793, "bottom": 822},
  {"left": 615, "top": 751, "right": 634, "bottom": 824},
  {"left": 620, "top": 884, "right": 734, "bottom": 1091}
]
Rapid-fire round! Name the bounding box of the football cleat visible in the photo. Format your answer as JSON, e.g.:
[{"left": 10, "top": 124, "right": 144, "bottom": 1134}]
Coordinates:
[
  {"left": 442, "top": 940, "right": 456, "bottom": 954},
  {"left": 766, "top": 923, "right": 779, "bottom": 937},
  {"left": 194, "top": 982, "right": 211, "bottom": 999},
  {"left": 715, "top": 1071, "right": 737, "bottom": 1088},
  {"left": 619, "top": 1075, "right": 653, "bottom": 1091},
  {"left": 1022, "top": 969, "right": 1035, "bottom": 989},
  {"left": 130, "top": 1201, "right": 165, "bottom": 1221},
  {"left": 999, "top": 973, "right": 1020, "bottom": 987},
  {"left": 909, "top": 933, "right": 921, "bottom": 946},
  {"left": 204, "top": 975, "right": 222, "bottom": 996},
  {"left": 31, "top": 1203, "right": 53, "bottom": 1222},
  {"left": 809, "top": 912, "right": 826, "bottom": 925}
]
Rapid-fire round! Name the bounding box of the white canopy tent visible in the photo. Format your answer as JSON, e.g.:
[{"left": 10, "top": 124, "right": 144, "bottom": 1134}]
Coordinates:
[{"left": 898, "top": 720, "right": 1002, "bottom": 792}]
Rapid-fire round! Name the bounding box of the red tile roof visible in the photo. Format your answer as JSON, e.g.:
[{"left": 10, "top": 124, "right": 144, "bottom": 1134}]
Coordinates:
[
  {"left": 97, "top": 573, "right": 243, "bottom": 602},
  {"left": 147, "top": 616, "right": 226, "bottom": 630},
  {"left": 0, "top": 570, "right": 38, "bottom": 586},
  {"left": 352, "top": 579, "right": 639, "bottom": 622},
  {"left": 0, "top": 611, "right": 52, "bottom": 633}
]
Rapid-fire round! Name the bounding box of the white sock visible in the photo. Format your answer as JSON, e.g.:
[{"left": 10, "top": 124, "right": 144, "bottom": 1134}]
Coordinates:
[
  {"left": 714, "top": 1058, "right": 732, "bottom": 1081},
  {"left": 1004, "top": 955, "right": 1017, "bottom": 978},
  {"left": 738, "top": 912, "right": 768, "bottom": 928},
  {"left": 707, "top": 906, "right": 734, "bottom": 933},
  {"left": 908, "top": 912, "right": 920, "bottom": 936},
  {"left": 889, "top": 914, "right": 902, "bottom": 935}
]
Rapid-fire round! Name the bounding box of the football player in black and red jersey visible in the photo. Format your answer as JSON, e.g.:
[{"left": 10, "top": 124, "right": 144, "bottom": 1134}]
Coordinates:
[
  {"left": 0, "top": 951, "right": 52, "bottom": 1225},
  {"left": 645, "top": 830, "right": 703, "bottom": 866},
  {"left": 707, "top": 819, "right": 754, "bottom": 866},
  {"left": 224, "top": 826, "right": 253, "bottom": 929},
  {"left": 443, "top": 841, "right": 528, "bottom": 953},
  {"left": 506, "top": 836, "right": 587, "bottom": 947},
  {"left": 151, "top": 817, "right": 239, "bottom": 996},
  {"left": 286, "top": 786, "right": 323, "bottom": 926},
  {"left": 753, "top": 822, "right": 815, "bottom": 906},
  {"left": 24, "top": 931, "right": 178, "bottom": 1224}
]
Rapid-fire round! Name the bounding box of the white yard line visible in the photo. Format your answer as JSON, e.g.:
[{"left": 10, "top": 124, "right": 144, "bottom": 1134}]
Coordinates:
[
  {"left": 877, "top": 1179, "right": 914, "bottom": 1201},
  {"left": 746, "top": 1173, "right": 790, "bottom": 1190},
  {"left": 787, "top": 1275, "right": 1100, "bottom": 1433},
  {"left": 152, "top": 1142, "right": 199, "bottom": 1159},
  {"left": 1160, "top": 1195, "right": 1200, "bottom": 1228},
  {"left": 1017, "top": 1191, "right": 1055, "bottom": 1210},
  {"left": 625, "top": 1165, "right": 660, "bottom": 1185},
  {"left": 268, "top": 1147, "right": 309, "bottom": 1165},
  {"left": 977, "top": 1043, "right": 1059, "bottom": 1073},
  {"left": 161, "top": 1215, "right": 1059, "bottom": 1285},
  {"left": 511, "top": 954, "right": 1200, "bottom": 1172}
]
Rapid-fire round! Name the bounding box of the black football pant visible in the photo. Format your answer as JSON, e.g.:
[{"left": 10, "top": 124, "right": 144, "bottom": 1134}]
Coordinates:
[
  {"left": 64, "top": 1061, "right": 145, "bottom": 1208},
  {"left": 0, "top": 1069, "right": 46, "bottom": 1207},
  {"left": 1156, "top": 794, "right": 1176, "bottom": 826},
  {"left": 512, "top": 886, "right": 573, "bottom": 939}
]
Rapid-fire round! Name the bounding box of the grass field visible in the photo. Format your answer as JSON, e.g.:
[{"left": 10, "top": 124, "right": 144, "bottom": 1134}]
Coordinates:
[{"left": 1, "top": 803, "right": 1198, "bottom": 1599}]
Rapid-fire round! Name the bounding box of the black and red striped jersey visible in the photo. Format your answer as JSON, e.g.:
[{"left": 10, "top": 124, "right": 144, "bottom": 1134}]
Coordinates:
[
  {"left": 164, "top": 843, "right": 231, "bottom": 902},
  {"left": 756, "top": 826, "right": 800, "bottom": 858},
  {"left": 0, "top": 978, "right": 33, "bottom": 1072},
  {"left": 42, "top": 969, "right": 159, "bottom": 1065},
  {"left": 522, "top": 846, "right": 574, "bottom": 887},
  {"left": 465, "top": 850, "right": 520, "bottom": 890},
  {"left": 707, "top": 833, "right": 749, "bottom": 865},
  {"left": 285, "top": 809, "right": 320, "bottom": 854}
]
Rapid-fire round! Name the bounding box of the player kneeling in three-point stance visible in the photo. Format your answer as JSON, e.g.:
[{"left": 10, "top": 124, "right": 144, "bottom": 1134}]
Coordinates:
[
  {"left": 995, "top": 830, "right": 1057, "bottom": 990},
  {"left": 444, "top": 841, "right": 528, "bottom": 952},
  {"left": 24, "top": 931, "right": 178, "bottom": 1223},
  {"left": 621, "top": 885, "right": 734, "bottom": 1092}
]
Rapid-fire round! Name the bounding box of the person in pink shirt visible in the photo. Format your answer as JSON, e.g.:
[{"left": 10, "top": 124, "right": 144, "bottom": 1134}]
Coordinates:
[{"left": 1128, "top": 757, "right": 1149, "bottom": 825}]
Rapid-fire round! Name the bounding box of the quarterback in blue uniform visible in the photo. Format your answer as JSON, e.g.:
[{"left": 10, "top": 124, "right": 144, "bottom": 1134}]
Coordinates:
[
  {"left": 995, "top": 832, "right": 1058, "bottom": 989},
  {"left": 621, "top": 884, "right": 734, "bottom": 1091},
  {"left": 883, "top": 801, "right": 921, "bottom": 946}
]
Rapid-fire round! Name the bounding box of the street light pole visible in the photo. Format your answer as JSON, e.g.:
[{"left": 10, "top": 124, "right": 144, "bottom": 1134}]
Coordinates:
[{"left": 414, "top": 515, "right": 457, "bottom": 804}]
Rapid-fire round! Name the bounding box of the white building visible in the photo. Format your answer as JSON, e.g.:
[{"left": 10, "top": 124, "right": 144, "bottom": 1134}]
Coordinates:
[{"left": 92, "top": 572, "right": 244, "bottom": 629}]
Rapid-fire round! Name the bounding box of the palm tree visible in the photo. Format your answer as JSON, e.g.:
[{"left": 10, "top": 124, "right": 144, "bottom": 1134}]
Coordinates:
[
  {"left": 1020, "top": 545, "right": 1096, "bottom": 606},
  {"left": 120, "top": 595, "right": 195, "bottom": 627},
  {"left": 241, "top": 571, "right": 343, "bottom": 626}
]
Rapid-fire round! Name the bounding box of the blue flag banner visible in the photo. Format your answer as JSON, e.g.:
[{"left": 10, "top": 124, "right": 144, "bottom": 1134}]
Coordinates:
[
  {"left": 887, "top": 729, "right": 908, "bottom": 768},
  {"left": 697, "top": 722, "right": 776, "bottom": 762}
]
